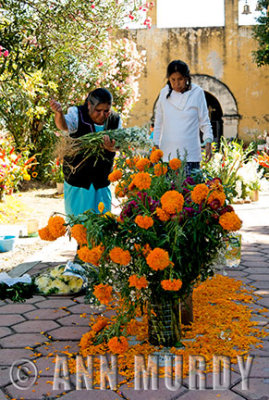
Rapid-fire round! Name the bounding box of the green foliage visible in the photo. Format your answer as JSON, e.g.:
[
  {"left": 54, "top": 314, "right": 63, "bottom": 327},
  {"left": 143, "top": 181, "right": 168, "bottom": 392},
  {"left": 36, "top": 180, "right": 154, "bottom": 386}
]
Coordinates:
[
  {"left": 201, "top": 138, "right": 256, "bottom": 201},
  {"left": 0, "top": 0, "right": 149, "bottom": 180},
  {"left": 252, "top": 0, "right": 269, "bottom": 66},
  {"left": 0, "top": 281, "right": 36, "bottom": 302}
]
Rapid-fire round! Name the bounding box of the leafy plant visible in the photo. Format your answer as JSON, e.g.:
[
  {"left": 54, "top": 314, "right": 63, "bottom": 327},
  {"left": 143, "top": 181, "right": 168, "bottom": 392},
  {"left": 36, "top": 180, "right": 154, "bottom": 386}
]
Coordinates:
[
  {"left": 0, "top": 1, "right": 151, "bottom": 179},
  {"left": 0, "top": 281, "right": 36, "bottom": 302},
  {"left": 201, "top": 137, "right": 256, "bottom": 201},
  {"left": 252, "top": 0, "right": 269, "bottom": 66}
]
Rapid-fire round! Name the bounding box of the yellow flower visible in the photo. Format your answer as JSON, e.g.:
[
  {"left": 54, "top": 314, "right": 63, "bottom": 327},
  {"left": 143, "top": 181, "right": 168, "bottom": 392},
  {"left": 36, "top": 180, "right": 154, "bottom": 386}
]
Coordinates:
[
  {"left": 23, "top": 173, "right": 31, "bottom": 181},
  {"left": 98, "top": 202, "right": 105, "bottom": 213}
]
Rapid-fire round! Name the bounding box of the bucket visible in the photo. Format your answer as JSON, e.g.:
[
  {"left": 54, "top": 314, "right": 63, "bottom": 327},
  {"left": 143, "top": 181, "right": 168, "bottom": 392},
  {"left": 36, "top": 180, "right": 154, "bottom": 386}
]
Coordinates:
[{"left": 0, "top": 235, "right": 16, "bottom": 252}]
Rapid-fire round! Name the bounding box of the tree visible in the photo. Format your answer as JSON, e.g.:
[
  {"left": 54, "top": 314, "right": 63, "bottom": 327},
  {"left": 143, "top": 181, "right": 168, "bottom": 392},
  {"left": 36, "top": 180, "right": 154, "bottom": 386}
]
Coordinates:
[
  {"left": 0, "top": 0, "right": 152, "bottom": 179},
  {"left": 252, "top": 0, "right": 269, "bottom": 66}
]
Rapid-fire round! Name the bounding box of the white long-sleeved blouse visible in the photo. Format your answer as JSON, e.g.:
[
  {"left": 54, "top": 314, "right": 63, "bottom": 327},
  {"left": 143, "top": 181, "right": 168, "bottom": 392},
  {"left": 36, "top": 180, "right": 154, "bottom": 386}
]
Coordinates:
[{"left": 153, "top": 83, "right": 213, "bottom": 162}]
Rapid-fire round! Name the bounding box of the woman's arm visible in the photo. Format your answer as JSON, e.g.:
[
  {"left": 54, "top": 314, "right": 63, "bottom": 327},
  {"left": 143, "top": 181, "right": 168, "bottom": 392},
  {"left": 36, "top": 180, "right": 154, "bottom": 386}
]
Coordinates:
[
  {"left": 197, "top": 90, "right": 213, "bottom": 162},
  {"left": 153, "top": 97, "right": 163, "bottom": 147},
  {"left": 50, "top": 99, "right": 68, "bottom": 131}
]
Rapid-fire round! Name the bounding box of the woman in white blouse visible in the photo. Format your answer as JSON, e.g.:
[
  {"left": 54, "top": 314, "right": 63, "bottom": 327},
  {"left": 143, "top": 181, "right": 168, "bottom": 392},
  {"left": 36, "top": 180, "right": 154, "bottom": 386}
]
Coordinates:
[{"left": 153, "top": 60, "right": 213, "bottom": 175}]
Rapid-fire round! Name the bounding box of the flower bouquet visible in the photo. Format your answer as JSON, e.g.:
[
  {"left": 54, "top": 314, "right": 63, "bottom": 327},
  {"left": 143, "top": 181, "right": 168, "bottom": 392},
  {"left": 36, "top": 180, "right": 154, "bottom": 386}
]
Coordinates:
[
  {"left": 55, "top": 126, "right": 152, "bottom": 170},
  {"left": 39, "top": 149, "right": 242, "bottom": 347},
  {"left": 35, "top": 263, "right": 84, "bottom": 296}
]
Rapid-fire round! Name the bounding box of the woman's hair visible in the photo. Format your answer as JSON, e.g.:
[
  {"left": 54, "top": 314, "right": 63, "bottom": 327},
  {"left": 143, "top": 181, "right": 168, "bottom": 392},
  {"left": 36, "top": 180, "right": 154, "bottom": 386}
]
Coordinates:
[
  {"left": 166, "top": 60, "right": 191, "bottom": 98},
  {"left": 85, "top": 88, "right": 113, "bottom": 107}
]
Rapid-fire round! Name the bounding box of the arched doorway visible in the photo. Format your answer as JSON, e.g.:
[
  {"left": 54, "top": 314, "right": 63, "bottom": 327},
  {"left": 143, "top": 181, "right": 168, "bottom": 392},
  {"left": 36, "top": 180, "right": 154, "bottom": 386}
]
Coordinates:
[
  {"left": 204, "top": 91, "right": 223, "bottom": 146},
  {"left": 192, "top": 74, "right": 240, "bottom": 139}
]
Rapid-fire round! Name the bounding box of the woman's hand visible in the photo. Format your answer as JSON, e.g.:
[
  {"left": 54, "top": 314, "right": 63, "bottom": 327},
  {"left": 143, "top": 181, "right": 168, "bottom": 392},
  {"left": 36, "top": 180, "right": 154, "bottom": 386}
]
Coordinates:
[
  {"left": 205, "top": 142, "right": 212, "bottom": 163},
  {"left": 103, "top": 135, "right": 116, "bottom": 152},
  {"left": 50, "top": 99, "right": 63, "bottom": 114}
]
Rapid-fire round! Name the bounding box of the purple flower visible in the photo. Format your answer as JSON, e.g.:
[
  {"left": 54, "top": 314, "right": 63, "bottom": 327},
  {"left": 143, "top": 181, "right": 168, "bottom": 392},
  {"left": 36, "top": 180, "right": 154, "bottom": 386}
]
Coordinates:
[{"left": 183, "top": 177, "right": 195, "bottom": 186}]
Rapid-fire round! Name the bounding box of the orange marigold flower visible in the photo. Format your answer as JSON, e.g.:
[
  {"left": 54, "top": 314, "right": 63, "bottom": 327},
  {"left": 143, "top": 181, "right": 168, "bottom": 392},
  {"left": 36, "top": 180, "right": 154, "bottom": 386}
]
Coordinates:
[
  {"left": 107, "top": 336, "right": 129, "bottom": 354},
  {"left": 132, "top": 172, "right": 151, "bottom": 190},
  {"left": 70, "top": 224, "right": 87, "bottom": 245},
  {"left": 128, "top": 274, "right": 148, "bottom": 289},
  {"left": 79, "top": 331, "right": 95, "bottom": 350},
  {"left": 47, "top": 216, "right": 66, "bottom": 239},
  {"left": 128, "top": 181, "right": 136, "bottom": 191},
  {"left": 219, "top": 212, "right": 242, "bottom": 231},
  {"left": 134, "top": 243, "right": 141, "bottom": 252},
  {"left": 169, "top": 158, "right": 182, "bottom": 170},
  {"left": 93, "top": 283, "right": 113, "bottom": 305},
  {"left": 38, "top": 226, "right": 56, "bottom": 241},
  {"left": 146, "top": 248, "right": 171, "bottom": 271},
  {"left": 208, "top": 178, "right": 223, "bottom": 192},
  {"left": 134, "top": 215, "right": 154, "bottom": 229},
  {"left": 142, "top": 243, "right": 152, "bottom": 256},
  {"left": 150, "top": 149, "right": 163, "bottom": 163},
  {"left": 207, "top": 191, "right": 226, "bottom": 207},
  {"left": 161, "top": 279, "right": 182, "bottom": 291},
  {"left": 191, "top": 184, "right": 210, "bottom": 204},
  {"left": 135, "top": 158, "right": 151, "bottom": 171},
  {"left": 77, "top": 245, "right": 103, "bottom": 265},
  {"left": 156, "top": 207, "right": 170, "bottom": 222},
  {"left": 109, "top": 247, "right": 131, "bottom": 266},
  {"left": 126, "top": 156, "right": 140, "bottom": 169},
  {"left": 108, "top": 169, "right": 123, "bottom": 182},
  {"left": 115, "top": 182, "right": 125, "bottom": 198},
  {"left": 161, "top": 190, "right": 184, "bottom": 214},
  {"left": 154, "top": 163, "right": 168, "bottom": 176},
  {"left": 91, "top": 316, "right": 108, "bottom": 333}
]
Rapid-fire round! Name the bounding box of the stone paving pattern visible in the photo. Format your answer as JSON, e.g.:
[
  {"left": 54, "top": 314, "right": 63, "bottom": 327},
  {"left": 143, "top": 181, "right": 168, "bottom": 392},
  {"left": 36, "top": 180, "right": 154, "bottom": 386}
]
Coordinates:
[{"left": 0, "top": 194, "right": 268, "bottom": 400}]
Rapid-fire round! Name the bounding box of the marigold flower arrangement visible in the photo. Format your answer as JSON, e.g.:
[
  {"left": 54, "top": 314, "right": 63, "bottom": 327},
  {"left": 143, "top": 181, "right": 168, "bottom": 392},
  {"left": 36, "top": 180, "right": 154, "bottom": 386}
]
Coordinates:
[{"left": 39, "top": 149, "right": 242, "bottom": 347}]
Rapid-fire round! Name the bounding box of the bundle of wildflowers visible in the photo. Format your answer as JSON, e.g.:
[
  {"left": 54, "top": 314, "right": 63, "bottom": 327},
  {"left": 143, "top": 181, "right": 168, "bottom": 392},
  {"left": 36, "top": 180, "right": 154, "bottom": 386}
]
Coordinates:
[
  {"left": 60, "top": 148, "right": 242, "bottom": 345},
  {"left": 56, "top": 126, "right": 152, "bottom": 168}
]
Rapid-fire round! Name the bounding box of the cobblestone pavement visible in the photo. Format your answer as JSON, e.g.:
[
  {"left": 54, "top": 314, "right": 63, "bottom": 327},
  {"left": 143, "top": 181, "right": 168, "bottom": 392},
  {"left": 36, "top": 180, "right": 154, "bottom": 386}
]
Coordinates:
[{"left": 0, "top": 193, "right": 268, "bottom": 400}]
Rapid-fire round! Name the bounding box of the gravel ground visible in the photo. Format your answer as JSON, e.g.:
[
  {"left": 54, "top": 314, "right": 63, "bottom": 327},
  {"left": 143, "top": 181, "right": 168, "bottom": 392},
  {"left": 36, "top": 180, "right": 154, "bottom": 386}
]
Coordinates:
[{"left": 0, "top": 187, "right": 65, "bottom": 272}]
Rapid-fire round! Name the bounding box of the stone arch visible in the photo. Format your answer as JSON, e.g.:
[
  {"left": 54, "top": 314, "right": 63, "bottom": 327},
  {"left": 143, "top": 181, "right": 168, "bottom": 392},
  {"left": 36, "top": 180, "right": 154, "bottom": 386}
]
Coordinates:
[{"left": 192, "top": 74, "right": 240, "bottom": 139}]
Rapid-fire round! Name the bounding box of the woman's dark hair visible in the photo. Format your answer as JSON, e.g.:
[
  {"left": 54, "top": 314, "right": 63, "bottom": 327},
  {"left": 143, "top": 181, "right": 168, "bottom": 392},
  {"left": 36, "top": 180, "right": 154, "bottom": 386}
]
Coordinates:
[
  {"left": 85, "top": 88, "right": 113, "bottom": 107},
  {"left": 166, "top": 60, "right": 191, "bottom": 98}
]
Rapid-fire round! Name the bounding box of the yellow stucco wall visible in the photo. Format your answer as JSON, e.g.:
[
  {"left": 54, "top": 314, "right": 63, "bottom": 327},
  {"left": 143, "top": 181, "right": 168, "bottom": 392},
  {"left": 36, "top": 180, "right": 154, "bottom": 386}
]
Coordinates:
[{"left": 126, "top": 0, "right": 269, "bottom": 142}]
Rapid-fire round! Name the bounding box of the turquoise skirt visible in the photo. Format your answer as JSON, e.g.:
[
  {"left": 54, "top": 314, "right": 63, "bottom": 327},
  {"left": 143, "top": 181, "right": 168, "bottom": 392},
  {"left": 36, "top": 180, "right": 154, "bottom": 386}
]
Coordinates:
[{"left": 64, "top": 181, "right": 112, "bottom": 217}]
